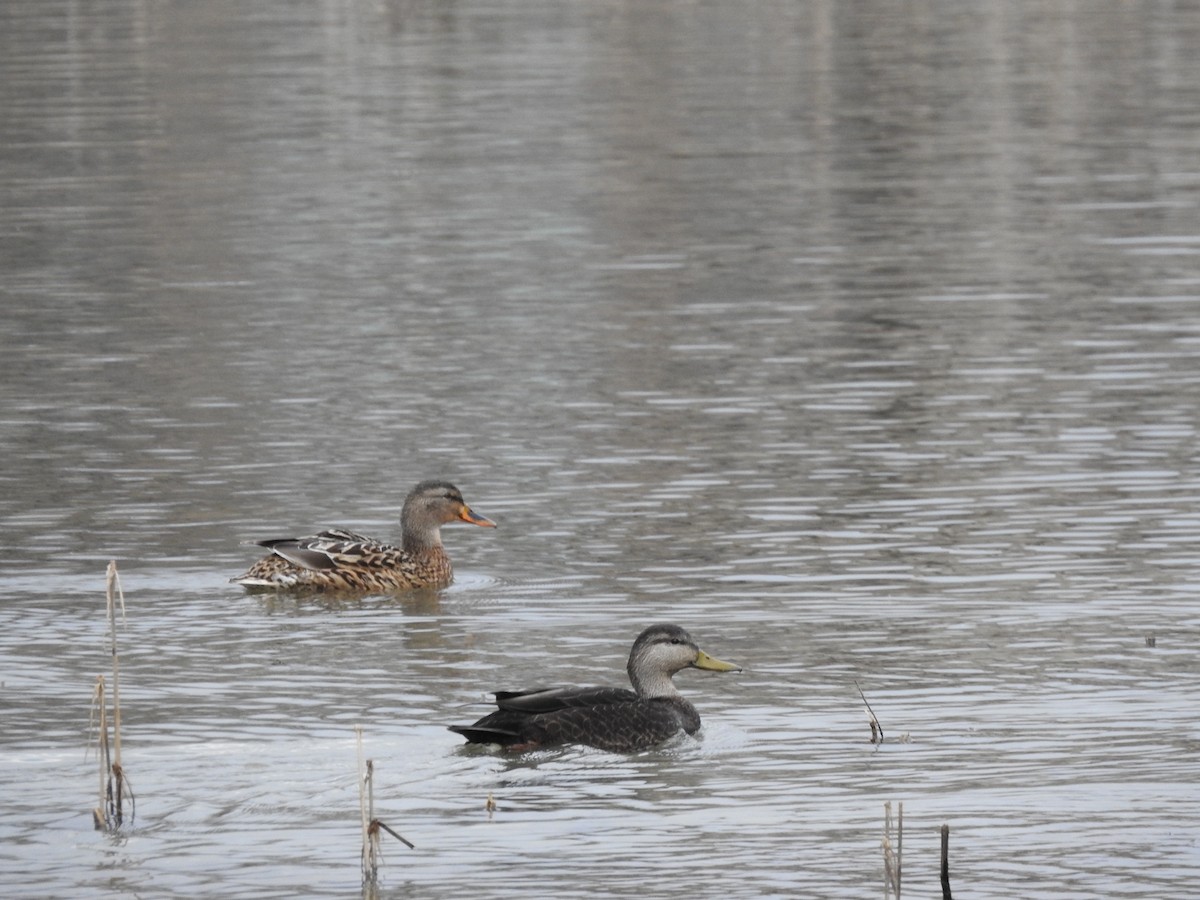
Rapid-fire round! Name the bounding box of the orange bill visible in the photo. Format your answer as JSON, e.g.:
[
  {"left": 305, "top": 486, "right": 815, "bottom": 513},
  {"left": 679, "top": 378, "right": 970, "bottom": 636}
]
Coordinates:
[{"left": 459, "top": 504, "right": 497, "bottom": 527}]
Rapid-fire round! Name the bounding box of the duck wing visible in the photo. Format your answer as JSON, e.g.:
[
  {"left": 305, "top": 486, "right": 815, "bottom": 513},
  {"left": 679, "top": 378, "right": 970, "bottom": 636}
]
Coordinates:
[
  {"left": 493, "top": 686, "right": 638, "bottom": 713},
  {"left": 450, "top": 695, "right": 692, "bottom": 752},
  {"left": 253, "top": 529, "right": 393, "bottom": 572}
]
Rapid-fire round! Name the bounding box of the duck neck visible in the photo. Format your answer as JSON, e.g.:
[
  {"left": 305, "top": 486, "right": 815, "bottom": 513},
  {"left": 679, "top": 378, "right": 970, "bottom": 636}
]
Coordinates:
[
  {"left": 402, "top": 524, "right": 443, "bottom": 555},
  {"left": 629, "top": 665, "right": 681, "bottom": 700}
]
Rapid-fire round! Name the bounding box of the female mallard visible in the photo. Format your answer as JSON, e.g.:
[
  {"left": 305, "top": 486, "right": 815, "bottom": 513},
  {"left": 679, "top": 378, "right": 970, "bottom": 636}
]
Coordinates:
[
  {"left": 449, "top": 624, "right": 740, "bottom": 752},
  {"left": 231, "top": 480, "right": 495, "bottom": 593}
]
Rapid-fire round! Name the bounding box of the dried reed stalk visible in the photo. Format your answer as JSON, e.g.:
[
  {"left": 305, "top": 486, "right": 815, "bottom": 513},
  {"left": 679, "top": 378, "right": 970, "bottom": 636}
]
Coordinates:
[
  {"left": 90, "top": 676, "right": 109, "bottom": 829},
  {"left": 106, "top": 562, "right": 124, "bottom": 766},
  {"left": 357, "top": 726, "right": 413, "bottom": 888},
  {"left": 882, "top": 800, "right": 902, "bottom": 899},
  {"left": 92, "top": 563, "right": 134, "bottom": 830}
]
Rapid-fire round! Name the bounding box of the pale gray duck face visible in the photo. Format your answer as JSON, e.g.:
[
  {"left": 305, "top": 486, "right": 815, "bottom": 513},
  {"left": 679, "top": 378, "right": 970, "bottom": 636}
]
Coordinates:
[{"left": 626, "top": 624, "right": 741, "bottom": 698}]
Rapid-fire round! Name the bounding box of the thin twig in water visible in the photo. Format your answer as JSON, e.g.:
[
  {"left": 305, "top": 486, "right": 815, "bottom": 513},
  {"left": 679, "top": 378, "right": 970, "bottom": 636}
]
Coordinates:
[{"left": 376, "top": 820, "right": 416, "bottom": 850}]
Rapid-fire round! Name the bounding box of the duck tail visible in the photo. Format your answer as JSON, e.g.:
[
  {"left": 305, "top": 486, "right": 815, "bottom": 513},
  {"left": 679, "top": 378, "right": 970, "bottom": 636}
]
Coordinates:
[{"left": 447, "top": 724, "right": 523, "bottom": 746}]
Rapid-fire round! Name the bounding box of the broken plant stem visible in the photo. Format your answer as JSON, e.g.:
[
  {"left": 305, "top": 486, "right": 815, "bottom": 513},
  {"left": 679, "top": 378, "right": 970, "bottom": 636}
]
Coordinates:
[
  {"left": 357, "top": 725, "right": 414, "bottom": 887},
  {"left": 855, "top": 680, "right": 884, "bottom": 745}
]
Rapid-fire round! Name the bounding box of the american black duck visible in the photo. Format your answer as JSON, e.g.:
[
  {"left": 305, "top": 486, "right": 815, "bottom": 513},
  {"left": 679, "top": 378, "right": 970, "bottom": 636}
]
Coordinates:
[{"left": 450, "top": 624, "right": 740, "bottom": 752}]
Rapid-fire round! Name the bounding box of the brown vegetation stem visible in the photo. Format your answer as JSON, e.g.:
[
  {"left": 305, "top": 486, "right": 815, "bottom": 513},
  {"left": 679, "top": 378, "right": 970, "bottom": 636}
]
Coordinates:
[{"left": 105, "top": 562, "right": 123, "bottom": 768}]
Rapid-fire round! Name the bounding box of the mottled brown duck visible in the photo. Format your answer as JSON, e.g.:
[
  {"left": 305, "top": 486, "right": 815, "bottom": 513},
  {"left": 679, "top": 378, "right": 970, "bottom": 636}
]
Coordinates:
[
  {"left": 449, "top": 624, "right": 740, "bottom": 752},
  {"left": 231, "top": 480, "right": 495, "bottom": 592}
]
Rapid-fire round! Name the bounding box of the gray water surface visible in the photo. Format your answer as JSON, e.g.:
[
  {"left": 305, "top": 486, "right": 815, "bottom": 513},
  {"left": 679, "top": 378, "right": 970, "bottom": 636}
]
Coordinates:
[{"left": 2, "top": 1, "right": 1200, "bottom": 897}]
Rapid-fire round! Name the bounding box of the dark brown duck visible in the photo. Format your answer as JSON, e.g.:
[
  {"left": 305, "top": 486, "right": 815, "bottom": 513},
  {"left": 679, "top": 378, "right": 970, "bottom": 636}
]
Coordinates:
[{"left": 450, "top": 624, "right": 740, "bottom": 752}]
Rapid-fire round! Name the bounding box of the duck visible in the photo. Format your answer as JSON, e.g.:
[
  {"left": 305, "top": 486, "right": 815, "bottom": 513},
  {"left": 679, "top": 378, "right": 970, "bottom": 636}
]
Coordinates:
[
  {"left": 231, "top": 480, "right": 495, "bottom": 593},
  {"left": 449, "top": 624, "right": 740, "bottom": 752}
]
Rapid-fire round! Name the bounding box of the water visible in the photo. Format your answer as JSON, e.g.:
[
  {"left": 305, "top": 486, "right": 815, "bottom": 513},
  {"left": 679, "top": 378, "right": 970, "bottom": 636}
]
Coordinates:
[{"left": 2, "top": 0, "right": 1200, "bottom": 897}]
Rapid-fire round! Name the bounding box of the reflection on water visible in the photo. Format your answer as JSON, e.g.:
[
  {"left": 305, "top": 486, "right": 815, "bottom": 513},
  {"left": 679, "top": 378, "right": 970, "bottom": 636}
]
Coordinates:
[{"left": 2, "top": 0, "right": 1200, "bottom": 897}]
